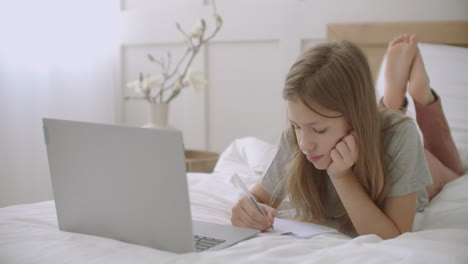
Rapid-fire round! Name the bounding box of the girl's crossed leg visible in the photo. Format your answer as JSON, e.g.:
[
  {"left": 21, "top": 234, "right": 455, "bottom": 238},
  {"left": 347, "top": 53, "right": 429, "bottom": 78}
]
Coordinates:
[{"left": 383, "top": 34, "right": 463, "bottom": 200}]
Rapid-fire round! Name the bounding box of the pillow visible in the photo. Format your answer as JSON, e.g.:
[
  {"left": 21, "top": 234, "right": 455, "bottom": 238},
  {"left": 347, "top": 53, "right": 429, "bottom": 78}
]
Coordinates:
[
  {"left": 213, "top": 137, "right": 277, "bottom": 177},
  {"left": 375, "top": 43, "right": 468, "bottom": 154}
]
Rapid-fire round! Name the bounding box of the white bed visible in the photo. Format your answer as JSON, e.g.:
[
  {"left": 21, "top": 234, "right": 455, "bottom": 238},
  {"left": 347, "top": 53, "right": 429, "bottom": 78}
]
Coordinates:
[
  {"left": 1, "top": 137, "right": 468, "bottom": 263},
  {"left": 2, "top": 21, "right": 468, "bottom": 263}
]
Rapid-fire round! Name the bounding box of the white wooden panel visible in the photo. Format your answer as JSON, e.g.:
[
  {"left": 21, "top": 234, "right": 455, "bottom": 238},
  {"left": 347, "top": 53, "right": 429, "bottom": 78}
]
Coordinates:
[
  {"left": 207, "top": 41, "right": 287, "bottom": 152},
  {"left": 122, "top": 43, "right": 206, "bottom": 149},
  {"left": 121, "top": 0, "right": 286, "bottom": 44}
]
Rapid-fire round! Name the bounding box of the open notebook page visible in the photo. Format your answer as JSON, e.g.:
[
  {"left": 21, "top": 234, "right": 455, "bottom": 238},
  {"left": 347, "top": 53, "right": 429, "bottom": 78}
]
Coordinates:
[{"left": 266, "top": 217, "right": 337, "bottom": 239}]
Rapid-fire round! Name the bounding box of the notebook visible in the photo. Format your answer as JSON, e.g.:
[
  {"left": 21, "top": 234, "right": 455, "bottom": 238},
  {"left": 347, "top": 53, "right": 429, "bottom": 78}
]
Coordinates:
[
  {"left": 268, "top": 217, "right": 337, "bottom": 238},
  {"left": 43, "top": 118, "right": 259, "bottom": 253}
]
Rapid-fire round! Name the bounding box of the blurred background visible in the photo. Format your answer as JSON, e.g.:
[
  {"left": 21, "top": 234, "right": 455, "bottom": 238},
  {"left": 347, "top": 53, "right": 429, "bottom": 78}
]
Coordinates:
[{"left": 1, "top": 0, "right": 467, "bottom": 207}]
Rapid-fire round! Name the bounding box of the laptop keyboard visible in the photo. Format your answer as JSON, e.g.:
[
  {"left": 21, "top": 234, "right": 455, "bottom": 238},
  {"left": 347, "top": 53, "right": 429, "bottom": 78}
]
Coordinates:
[{"left": 193, "top": 235, "right": 226, "bottom": 252}]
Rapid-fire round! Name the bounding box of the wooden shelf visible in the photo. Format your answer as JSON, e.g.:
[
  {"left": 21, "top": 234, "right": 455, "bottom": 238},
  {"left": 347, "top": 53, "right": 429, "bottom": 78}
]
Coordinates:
[{"left": 184, "top": 149, "right": 219, "bottom": 173}]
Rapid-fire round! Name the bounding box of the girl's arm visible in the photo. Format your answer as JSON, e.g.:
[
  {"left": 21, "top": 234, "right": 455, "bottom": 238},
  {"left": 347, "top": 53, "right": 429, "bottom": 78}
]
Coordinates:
[
  {"left": 331, "top": 173, "right": 417, "bottom": 239},
  {"left": 250, "top": 183, "right": 284, "bottom": 208},
  {"left": 328, "top": 133, "right": 417, "bottom": 239},
  {"left": 231, "top": 183, "right": 283, "bottom": 230}
]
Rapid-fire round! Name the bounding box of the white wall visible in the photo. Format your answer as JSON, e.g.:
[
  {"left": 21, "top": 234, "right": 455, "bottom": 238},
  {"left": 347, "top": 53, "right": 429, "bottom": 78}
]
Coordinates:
[
  {"left": 120, "top": 0, "right": 468, "bottom": 153},
  {"left": 0, "top": 0, "right": 120, "bottom": 207}
]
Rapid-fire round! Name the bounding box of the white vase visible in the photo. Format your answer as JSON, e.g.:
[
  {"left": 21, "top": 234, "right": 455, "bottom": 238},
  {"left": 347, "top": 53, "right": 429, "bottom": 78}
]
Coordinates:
[{"left": 143, "top": 103, "right": 170, "bottom": 128}]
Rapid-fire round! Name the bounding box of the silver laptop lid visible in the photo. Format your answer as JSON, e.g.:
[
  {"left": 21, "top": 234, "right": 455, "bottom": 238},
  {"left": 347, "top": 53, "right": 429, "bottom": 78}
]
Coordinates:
[{"left": 43, "top": 118, "right": 195, "bottom": 253}]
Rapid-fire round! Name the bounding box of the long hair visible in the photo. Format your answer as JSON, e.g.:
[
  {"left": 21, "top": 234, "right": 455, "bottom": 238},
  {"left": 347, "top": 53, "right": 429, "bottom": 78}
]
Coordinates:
[{"left": 282, "top": 40, "right": 394, "bottom": 231}]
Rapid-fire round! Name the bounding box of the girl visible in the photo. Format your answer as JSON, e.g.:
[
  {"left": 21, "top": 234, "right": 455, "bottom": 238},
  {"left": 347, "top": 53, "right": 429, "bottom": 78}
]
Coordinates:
[{"left": 231, "top": 34, "right": 464, "bottom": 239}]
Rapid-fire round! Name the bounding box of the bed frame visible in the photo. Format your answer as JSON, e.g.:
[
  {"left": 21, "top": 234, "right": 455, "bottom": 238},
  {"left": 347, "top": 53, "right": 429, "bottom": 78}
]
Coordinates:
[{"left": 327, "top": 21, "right": 468, "bottom": 80}]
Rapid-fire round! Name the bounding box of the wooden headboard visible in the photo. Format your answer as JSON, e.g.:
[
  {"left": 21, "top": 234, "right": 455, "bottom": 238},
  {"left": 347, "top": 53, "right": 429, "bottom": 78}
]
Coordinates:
[{"left": 327, "top": 21, "right": 468, "bottom": 81}]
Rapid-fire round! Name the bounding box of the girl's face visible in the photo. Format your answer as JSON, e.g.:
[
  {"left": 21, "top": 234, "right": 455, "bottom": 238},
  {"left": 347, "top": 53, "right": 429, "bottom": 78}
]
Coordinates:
[{"left": 287, "top": 99, "right": 351, "bottom": 170}]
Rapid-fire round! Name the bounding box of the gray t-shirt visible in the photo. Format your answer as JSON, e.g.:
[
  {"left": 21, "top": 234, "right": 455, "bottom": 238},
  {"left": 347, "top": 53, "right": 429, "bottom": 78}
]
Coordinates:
[{"left": 262, "top": 117, "right": 433, "bottom": 213}]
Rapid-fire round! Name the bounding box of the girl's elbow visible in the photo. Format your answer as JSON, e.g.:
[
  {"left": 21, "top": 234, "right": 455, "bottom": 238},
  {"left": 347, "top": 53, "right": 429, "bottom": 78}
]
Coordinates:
[
  {"left": 379, "top": 232, "right": 402, "bottom": 240},
  {"left": 357, "top": 229, "right": 404, "bottom": 240}
]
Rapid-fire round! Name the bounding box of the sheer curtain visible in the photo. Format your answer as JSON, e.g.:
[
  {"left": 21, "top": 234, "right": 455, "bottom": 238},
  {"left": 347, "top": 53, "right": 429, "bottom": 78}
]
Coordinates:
[{"left": 0, "top": 0, "right": 120, "bottom": 207}]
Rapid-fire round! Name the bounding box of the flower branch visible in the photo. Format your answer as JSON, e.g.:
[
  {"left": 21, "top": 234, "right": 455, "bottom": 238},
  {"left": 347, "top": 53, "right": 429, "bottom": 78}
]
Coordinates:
[{"left": 125, "top": 2, "right": 222, "bottom": 104}]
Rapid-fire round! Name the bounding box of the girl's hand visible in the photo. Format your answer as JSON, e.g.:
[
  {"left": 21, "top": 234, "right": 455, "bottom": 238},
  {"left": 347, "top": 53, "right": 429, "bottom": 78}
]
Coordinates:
[
  {"left": 327, "top": 132, "right": 358, "bottom": 179},
  {"left": 231, "top": 195, "right": 276, "bottom": 231}
]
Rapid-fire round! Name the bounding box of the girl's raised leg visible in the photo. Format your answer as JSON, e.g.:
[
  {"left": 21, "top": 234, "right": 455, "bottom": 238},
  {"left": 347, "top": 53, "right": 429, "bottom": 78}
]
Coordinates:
[
  {"left": 383, "top": 34, "right": 464, "bottom": 200},
  {"left": 408, "top": 46, "right": 463, "bottom": 177},
  {"left": 382, "top": 34, "right": 417, "bottom": 110}
]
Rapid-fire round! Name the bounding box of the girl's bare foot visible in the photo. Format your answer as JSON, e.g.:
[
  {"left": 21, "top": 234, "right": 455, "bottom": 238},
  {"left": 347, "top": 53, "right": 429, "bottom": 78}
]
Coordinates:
[
  {"left": 408, "top": 46, "right": 435, "bottom": 105},
  {"left": 383, "top": 34, "right": 418, "bottom": 109}
]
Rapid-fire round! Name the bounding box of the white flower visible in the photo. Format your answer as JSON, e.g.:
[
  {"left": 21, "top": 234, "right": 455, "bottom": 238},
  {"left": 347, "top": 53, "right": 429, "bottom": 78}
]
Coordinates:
[
  {"left": 127, "top": 74, "right": 162, "bottom": 94},
  {"left": 126, "top": 80, "right": 141, "bottom": 93},
  {"left": 191, "top": 20, "right": 205, "bottom": 38},
  {"left": 173, "top": 81, "right": 183, "bottom": 92},
  {"left": 143, "top": 75, "right": 163, "bottom": 90},
  {"left": 183, "top": 68, "right": 206, "bottom": 92}
]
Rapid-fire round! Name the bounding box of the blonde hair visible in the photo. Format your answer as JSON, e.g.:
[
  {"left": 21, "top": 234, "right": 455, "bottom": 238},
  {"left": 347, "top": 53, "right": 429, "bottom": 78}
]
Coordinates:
[{"left": 282, "top": 40, "right": 396, "bottom": 232}]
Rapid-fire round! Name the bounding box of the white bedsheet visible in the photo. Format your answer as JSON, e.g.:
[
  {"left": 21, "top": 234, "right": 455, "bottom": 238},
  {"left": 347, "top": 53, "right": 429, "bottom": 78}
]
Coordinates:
[{"left": 1, "top": 138, "right": 468, "bottom": 263}]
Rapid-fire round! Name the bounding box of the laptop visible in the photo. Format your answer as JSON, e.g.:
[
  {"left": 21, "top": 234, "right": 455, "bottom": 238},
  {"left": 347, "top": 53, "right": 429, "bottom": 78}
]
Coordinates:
[{"left": 43, "top": 118, "right": 259, "bottom": 253}]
